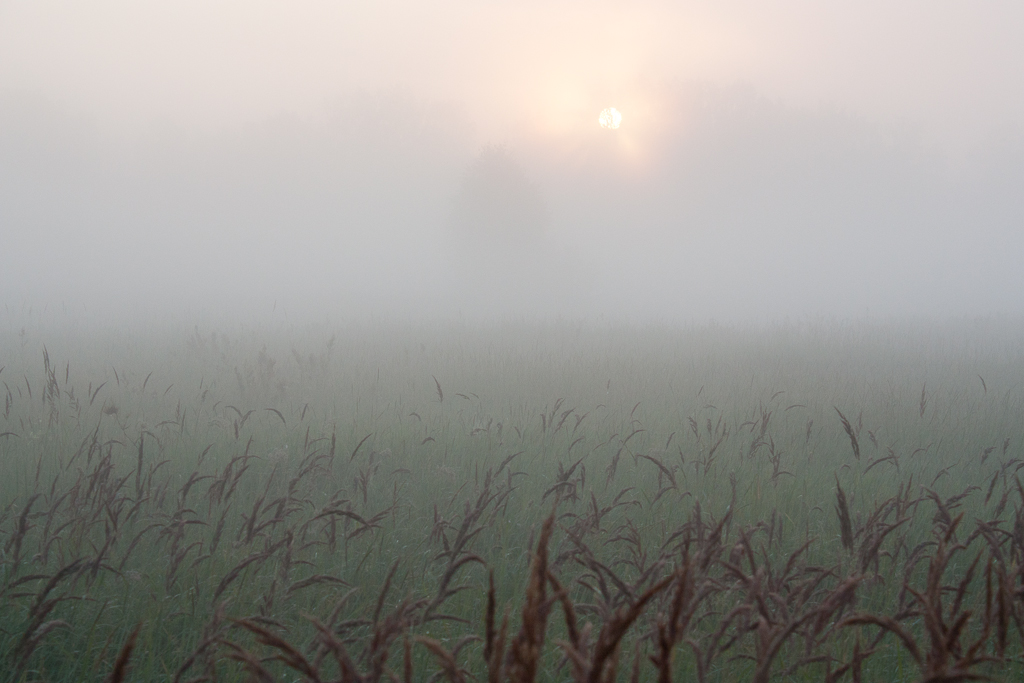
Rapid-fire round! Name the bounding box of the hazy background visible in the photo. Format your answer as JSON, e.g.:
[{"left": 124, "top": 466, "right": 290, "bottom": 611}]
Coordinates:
[{"left": 2, "top": 1, "right": 1023, "bottom": 325}]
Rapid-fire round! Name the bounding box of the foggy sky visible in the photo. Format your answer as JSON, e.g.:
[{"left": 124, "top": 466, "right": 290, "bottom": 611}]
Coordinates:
[{"left": 2, "top": 2, "right": 1023, "bottom": 325}]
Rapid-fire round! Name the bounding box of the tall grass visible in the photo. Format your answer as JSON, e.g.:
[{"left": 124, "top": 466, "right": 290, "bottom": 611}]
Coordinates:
[{"left": 0, "top": 318, "right": 1023, "bottom": 681}]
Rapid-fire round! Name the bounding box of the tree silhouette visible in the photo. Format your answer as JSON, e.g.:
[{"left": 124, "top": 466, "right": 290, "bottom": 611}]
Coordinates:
[{"left": 449, "top": 146, "right": 546, "bottom": 249}]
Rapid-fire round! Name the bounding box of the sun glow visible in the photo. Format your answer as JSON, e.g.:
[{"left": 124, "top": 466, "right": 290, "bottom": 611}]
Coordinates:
[{"left": 598, "top": 107, "right": 622, "bottom": 129}]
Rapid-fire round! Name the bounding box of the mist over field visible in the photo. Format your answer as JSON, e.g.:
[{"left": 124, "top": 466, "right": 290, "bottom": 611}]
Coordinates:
[
  {"left": 2, "top": 2, "right": 1023, "bottom": 324},
  {"left": 4, "top": 6, "right": 1024, "bottom": 681},
  {"left": 3, "top": 83, "right": 1024, "bottom": 324}
]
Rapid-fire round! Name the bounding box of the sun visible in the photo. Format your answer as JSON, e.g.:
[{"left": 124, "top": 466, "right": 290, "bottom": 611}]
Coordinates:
[{"left": 598, "top": 107, "right": 622, "bottom": 129}]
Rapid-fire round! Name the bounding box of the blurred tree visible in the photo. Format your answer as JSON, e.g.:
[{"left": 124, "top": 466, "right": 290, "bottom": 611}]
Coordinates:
[{"left": 449, "top": 146, "right": 547, "bottom": 249}]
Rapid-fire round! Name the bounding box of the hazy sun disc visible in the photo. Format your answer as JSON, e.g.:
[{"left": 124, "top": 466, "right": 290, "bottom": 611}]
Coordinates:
[{"left": 598, "top": 107, "right": 622, "bottom": 129}]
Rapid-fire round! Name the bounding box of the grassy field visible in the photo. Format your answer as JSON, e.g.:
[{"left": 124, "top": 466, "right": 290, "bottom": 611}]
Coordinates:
[{"left": 1, "top": 318, "right": 1023, "bottom": 682}]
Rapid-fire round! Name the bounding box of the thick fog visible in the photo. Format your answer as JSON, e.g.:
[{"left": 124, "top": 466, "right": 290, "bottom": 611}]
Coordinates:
[{"left": 2, "top": 2, "right": 1023, "bottom": 325}]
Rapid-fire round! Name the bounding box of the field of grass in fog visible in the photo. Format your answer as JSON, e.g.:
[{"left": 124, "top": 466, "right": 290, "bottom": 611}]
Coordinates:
[{"left": 2, "top": 318, "right": 1024, "bottom": 682}]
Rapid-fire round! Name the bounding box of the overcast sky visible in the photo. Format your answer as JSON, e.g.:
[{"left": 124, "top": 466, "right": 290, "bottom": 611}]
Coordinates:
[{"left": 2, "top": 2, "right": 1023, "bottom": 324}]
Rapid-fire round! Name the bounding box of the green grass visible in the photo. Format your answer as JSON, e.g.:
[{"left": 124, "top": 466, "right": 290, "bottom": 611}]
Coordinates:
[{"left": 1, "top": 317, "right": 1023, "bottom": 682}]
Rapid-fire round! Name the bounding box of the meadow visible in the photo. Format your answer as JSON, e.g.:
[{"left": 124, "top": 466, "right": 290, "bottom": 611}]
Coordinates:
[{"left": 1, "top": 318, "right": 1024, "bottom": 682}]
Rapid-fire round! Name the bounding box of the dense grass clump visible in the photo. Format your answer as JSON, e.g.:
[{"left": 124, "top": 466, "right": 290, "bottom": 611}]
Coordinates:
[{"left": 1, "top": 319, "right": 1024, "bottom": 682}]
